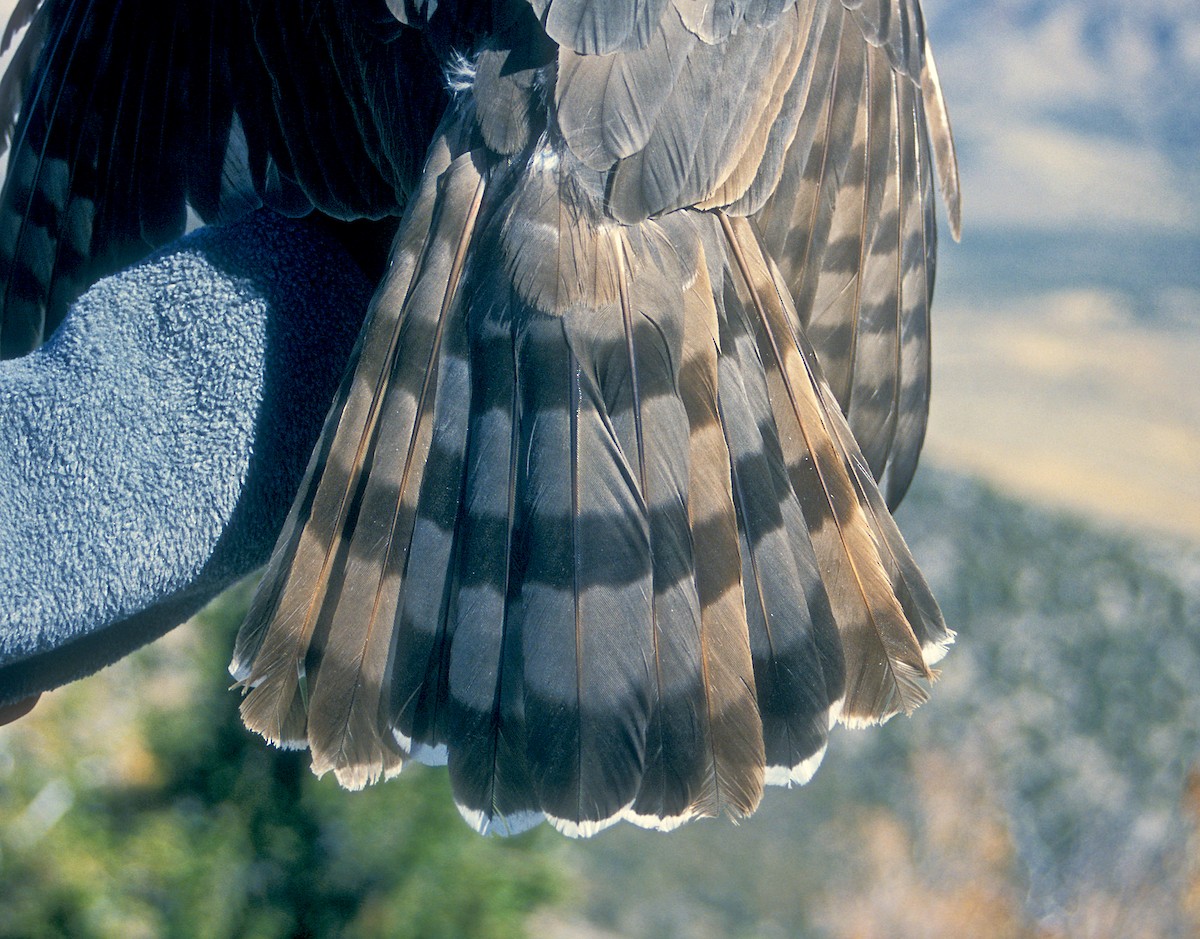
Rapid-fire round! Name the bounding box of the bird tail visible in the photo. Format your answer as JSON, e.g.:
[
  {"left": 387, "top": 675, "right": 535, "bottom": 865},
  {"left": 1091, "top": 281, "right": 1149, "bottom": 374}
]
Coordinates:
[{"left": 230, "top": 118, "right": 950, "bottom": 836}]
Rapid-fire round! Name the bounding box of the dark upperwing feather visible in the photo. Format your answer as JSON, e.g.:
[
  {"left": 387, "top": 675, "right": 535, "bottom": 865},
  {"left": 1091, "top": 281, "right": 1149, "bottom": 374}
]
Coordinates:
[{"left": 0, "top": 0, "right": 443, "bottom": 358}]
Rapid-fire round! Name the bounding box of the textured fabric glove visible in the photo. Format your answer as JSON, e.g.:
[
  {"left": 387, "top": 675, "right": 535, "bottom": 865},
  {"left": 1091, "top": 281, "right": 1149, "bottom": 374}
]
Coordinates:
[{"left": 0, "top": 211, "right": 370, "bottom": 705}]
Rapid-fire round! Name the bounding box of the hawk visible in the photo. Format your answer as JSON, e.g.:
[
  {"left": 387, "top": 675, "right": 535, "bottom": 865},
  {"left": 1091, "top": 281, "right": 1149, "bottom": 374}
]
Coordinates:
[{"left": 0, "top": 0, "right": 960, "bottom": 836}]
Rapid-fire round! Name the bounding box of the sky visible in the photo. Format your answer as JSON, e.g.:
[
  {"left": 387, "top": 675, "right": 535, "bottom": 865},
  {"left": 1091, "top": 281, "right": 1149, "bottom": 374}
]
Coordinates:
[{"left": 926, "top": 0, "right": 1200, "bottom": 234}]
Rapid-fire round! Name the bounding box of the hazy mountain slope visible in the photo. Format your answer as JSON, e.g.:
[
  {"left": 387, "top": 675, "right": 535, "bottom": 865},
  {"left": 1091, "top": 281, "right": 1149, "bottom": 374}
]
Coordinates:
[
  {"left": 897, "top": 470, "right": 1200, "bottom": 922},
  {"left": 562, "top": 470, "right": 1200, "bottom": 938}
]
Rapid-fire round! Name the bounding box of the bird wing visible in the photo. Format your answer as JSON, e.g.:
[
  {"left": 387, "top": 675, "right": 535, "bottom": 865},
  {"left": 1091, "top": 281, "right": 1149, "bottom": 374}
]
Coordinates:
[{"left": 0, "top": 0, "right": 445, "bottom": 357}]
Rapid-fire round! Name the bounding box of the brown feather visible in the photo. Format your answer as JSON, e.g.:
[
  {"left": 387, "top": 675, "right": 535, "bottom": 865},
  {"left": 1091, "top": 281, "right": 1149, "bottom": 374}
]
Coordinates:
[
  {"left": 680, "top": 233, "right": 765, "bottom": 818},
  {"left": 305, "top": 154, "right": 486, "bottom": 789},
  {"left": 720, "top": 214, "right": 930, "bottom": 726},
  {"left": 232, "top": 128, "right": 468, "bottom": 749}
]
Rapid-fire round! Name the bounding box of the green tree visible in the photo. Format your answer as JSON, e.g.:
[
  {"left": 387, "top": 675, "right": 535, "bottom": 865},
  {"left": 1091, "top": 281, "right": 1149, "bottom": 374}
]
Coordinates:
[{"left": 0, "top": 583, "right": 562, "bottom": 939}]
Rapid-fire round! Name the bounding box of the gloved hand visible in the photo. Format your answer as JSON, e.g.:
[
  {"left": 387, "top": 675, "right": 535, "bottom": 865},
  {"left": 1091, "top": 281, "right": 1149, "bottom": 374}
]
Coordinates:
[{"left": 0, "top": 210, "right": 372, "bottom": 707}]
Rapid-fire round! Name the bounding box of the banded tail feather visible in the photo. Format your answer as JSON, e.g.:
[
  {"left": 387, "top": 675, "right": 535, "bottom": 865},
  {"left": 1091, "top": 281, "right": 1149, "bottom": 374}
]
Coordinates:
[
  {"left": 719, "top": 213, "right": 937, "bottom": 726},
  {"left": 755, "top": 215, "right": 953, "bottom": 668},
  {"left": 700, "top": 217, "right": 844, "bottom": 787}
]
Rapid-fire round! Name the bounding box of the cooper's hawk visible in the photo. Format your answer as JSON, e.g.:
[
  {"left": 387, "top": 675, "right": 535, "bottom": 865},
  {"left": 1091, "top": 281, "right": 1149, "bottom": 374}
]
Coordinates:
[{"left": 0, "top": 0, "right": 960, "bottom": 836}]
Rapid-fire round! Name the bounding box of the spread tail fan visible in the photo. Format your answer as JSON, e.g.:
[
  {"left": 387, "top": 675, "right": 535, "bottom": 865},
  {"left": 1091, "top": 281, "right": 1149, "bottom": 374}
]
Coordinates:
[
  {"left": 0, "top": 0, "right": 958, "bottom": 838},
  {"left": 231, "top": 74, "right": 946, "bottom": 836}
]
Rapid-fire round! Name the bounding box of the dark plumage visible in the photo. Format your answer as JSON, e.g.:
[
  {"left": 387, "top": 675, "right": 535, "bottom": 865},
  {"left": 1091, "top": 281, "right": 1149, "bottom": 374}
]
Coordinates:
[{"left": 0, "top": 0, "right": 960, "bottom": 836}]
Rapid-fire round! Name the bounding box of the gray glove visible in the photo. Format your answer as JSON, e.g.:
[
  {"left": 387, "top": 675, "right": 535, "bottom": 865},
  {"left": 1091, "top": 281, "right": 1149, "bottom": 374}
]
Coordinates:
[{"left": 0, "top": 210, "right": 371, "bottom": 705}]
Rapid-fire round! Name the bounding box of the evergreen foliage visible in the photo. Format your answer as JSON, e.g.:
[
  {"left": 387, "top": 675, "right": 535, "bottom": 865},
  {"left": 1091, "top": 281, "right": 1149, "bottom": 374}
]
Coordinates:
[{"left": 0, "top": 583, "right": 562, "bottom": 939}]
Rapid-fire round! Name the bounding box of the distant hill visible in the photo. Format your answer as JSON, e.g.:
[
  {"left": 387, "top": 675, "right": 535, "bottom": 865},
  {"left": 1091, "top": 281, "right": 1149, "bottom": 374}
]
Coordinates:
[
  {"left": 896, "top": 468, "right": 1200, "bottom": 924},
  {"left": 558, "top": 469, "right": 1200, "bottom": 939}
]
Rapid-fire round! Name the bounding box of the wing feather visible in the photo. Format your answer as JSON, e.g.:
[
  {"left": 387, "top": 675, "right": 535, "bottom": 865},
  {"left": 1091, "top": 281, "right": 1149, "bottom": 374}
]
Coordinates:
[{"left": 0, "top": 0, "right": 444, "bottom": 358}]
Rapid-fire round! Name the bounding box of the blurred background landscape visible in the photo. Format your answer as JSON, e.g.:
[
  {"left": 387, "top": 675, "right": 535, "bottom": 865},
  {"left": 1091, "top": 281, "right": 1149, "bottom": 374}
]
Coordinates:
[{"left": 2, "top": 1, "right": 1199, "bottom": 936}]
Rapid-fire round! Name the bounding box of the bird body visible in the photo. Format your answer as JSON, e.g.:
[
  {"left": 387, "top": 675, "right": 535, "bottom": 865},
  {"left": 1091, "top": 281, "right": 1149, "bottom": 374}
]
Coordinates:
[{"left": 0, "top": 0, "right": 959, "bottom": 836}]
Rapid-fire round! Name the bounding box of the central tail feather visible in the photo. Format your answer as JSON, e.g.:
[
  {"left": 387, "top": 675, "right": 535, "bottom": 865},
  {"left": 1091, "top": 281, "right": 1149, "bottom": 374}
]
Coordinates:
[{"left": 230, "top": 124, "right": 945, "bottom": 834}]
